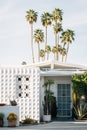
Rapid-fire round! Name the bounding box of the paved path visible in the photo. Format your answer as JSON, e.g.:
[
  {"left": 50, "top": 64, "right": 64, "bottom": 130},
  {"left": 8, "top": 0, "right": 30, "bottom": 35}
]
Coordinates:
[{"left": 0, "top": 121, "right": 87, "bottom": 130}]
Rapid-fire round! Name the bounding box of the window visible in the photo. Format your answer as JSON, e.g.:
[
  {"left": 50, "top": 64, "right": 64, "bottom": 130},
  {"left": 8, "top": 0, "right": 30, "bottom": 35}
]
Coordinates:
[
  {"left": 26, "top": 93, "right": 28, "bottom": 97},
  {"left": 19, "top": 93, "right": 21, "bottom": 97},
  {"left": 26, "top": 77, "right": 29, "bottom": 81},
  {"left": 19, "top": 86, "right": 21, "bottom": 89},
  {"left": 18, "top": 77, "right": 21, "bottom": 81},
  {"left": 26, "top": 86, "right": 28, "bottom": 89}
]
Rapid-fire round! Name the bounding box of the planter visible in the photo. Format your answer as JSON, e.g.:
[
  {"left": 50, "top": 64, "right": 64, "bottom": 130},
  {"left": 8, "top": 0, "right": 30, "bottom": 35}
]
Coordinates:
[
  {"left": 0, "top": 103, "right": 6, "bottom": 106},
  {"left": 0, "top": 106, "right": 19, "bottom": 126},
  {"left": 0, "top": 119, "right": 3, "bottom": 127},
  {"left": 8, "top": 120, "right": 17, "bottom": 127},
  {"left": 43, "top": 115, "right": 51, "bottom": 122}
]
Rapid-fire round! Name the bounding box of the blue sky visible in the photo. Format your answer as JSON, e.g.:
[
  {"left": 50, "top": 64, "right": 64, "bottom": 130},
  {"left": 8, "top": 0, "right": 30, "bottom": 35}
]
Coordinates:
[{"left": 0, "top": 0, "right": 87, "bottom": 65}]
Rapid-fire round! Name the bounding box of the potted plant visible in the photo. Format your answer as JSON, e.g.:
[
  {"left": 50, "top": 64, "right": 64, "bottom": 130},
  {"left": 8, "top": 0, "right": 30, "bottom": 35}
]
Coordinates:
[
  {"left": 0, "top": 113, "right": 4, "bottom": 127},
  {"left": 10, "top": 100, "right": 17, "bottom": 106},
  {"left": 43, "top": 79, "right": 55, "bottom": 121},
  {"left": 7, "top": 112, "right": 17, "bottom": 127}
]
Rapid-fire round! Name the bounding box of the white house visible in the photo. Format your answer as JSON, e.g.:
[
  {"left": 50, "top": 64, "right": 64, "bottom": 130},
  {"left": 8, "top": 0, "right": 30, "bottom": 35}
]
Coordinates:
[{"left": 0, "top": 60, "right": 87, "bottom": 122}]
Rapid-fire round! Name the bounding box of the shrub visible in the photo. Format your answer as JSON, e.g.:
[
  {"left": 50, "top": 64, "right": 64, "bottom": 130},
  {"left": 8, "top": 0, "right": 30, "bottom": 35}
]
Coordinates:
[
  {"left": 22, "top": 117, "right": 37, "bottom": 124},
  {"left": 7, "top": 113, "right": 17, "bottom": 120},
  {"left": 0, "top": 113, "right": 4, "bottom": 119}
]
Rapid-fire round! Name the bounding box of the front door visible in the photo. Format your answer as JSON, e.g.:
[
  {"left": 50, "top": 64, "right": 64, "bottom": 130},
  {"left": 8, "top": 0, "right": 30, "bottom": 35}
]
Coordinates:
[{"left": 57, "top": 84, "right": 72, "bottom": 117}]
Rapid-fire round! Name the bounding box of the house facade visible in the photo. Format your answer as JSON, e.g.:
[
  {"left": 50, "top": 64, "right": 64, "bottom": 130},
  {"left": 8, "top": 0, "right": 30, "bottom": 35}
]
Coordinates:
[{"left": 0, "top": 60, "right": 87, "bottom": 122}]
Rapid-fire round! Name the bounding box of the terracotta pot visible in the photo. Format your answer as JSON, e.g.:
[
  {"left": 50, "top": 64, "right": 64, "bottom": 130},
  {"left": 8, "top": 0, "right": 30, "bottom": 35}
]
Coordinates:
[
  {"left": 8, "top": 120, "right": 17, "bottom": 127},
  {"left": 0, "top": 119, "right": 3, "bottom": 127}
]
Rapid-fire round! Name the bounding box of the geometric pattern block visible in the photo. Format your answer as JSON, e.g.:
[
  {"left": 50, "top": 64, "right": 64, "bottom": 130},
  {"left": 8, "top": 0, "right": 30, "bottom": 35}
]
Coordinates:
[{"left": 0, "top": 67, "right": 40, "bottom": 122}]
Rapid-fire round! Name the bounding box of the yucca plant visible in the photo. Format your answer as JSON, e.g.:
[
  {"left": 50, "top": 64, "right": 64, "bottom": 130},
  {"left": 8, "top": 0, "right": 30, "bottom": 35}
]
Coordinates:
[{"left": 73, "top": 103, "right": 87, "bottom": 120}]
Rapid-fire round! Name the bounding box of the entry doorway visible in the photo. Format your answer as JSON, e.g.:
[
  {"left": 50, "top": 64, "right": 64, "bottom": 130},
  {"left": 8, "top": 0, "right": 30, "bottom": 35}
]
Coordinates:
[{"left": 57, "top": 84, "right": 72, "bottom": 117}]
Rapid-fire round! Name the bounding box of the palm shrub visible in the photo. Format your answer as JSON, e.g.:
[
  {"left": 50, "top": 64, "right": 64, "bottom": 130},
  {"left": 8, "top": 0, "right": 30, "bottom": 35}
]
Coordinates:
[
  {"left": 43, "top": 80, "right": 55, "bottom": 115},
  {"left": 72, "top": 73, "right": 87, "bottom": 120}
]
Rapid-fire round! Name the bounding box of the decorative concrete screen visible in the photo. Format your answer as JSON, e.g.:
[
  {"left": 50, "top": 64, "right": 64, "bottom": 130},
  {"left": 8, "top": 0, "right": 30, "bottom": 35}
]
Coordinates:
[{"left": 0, "top": 66, "right": 40, "bottom": 122}]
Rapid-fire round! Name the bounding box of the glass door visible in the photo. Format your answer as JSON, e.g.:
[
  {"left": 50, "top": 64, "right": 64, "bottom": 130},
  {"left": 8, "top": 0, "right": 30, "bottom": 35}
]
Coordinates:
[{"left": 57, "top": 84, "right": 72, "bottom": 117}]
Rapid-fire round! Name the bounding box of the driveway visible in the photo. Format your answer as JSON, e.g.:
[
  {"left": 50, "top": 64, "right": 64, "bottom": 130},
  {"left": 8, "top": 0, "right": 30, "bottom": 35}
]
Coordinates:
[{"left": 0, "top": 121, "right": 87, "bottom": 130}]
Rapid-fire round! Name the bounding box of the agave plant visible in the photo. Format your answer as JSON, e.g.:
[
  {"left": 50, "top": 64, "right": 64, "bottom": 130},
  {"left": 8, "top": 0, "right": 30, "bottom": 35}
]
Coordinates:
[{"left": 73, "top": 103, "right": 87, "bottom": 120}]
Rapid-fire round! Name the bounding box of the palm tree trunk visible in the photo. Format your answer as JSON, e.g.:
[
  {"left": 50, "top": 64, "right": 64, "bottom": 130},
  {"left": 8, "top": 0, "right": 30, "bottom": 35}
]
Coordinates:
[
  {"left": 55, "top": 34, "right": 58, "bottom": 60},
  {"left": 55, "top": 33, "right": 57, "bottom": 46},
  {"left": 65, "top": 43, "right": 69, "bottom": 62},
  {"left": 38, "top": 43, "right": 40, "bottom": 62},
  {"left": 31, "top": 24, "right": 34, "bottom": 63},
  {"left": 62, "top": 55, "right": 63, "bottom": 62},
  {"left": 57, "top": 34, "right": 59, "bottom": 60},
  {"left": 47, "top": 53, "right": 49, "bottom": 60},
  {"left": 45, "top": 26, "right": 47, "bottom": 48},
  {"left": 45, "top": 26, "right": 47, "bottom": 60}
]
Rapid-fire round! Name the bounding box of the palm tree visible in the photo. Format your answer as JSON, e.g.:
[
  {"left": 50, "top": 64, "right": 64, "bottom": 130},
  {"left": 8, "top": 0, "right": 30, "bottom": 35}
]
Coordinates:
[
  {"left": 53, "top": 23, "right": 63, "bottom": 46},
  {"left": 53, "top": 23, "right": 63, "bottom": 60},
  {"left": 52, "top": 8, "right": 63, "bottom": 61},
  {"left": 25, "top": 9, "right": 38, "bottom": 63},
  {"left": 43, "top": 80, "right": 54, "bottom": 115},
  {"left": 40, "top": 49, "right": 45, "bottom": 61},
  {"left": 60, "top": 47, "right": 67, "bottom": 62},
  {"left": 52, "top": 46, "right": 58, "bottom": 60},
  {"left": 41, "top": 12, "right": 52, "bottom": 49},
  {"left": 52, "top": 8, "right": 63, "bottom": 23},
  {"left": 21, "top": 61, "right": 27, "bottom": 65},
  {"left": 57, "top": 44, "right": 62, "bottom": 61},
  {"left": 34, "top": 29, "right": 44, "bottom": 62},
  {"left": 61, "top": 29, "right": 75, "bottom": 61},
  {"left": 45, "top": 45, "right": 51, "bottom": 60}
]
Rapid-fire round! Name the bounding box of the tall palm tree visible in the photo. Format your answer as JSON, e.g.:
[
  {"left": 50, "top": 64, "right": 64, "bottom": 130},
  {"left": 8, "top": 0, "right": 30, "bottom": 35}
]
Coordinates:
[
  {"left": 52, "top": 8, "right": 63, "bottom": 61},
  {"left": 40, "top": 49, "right": 45, "bottom": 61},
  {"left": 57, "top": 44, "right": 62, "bottom": 61},
  {"left": 53, "top": 23, "right": 63, "bottom": 60},
  {"left": 34, "top": 29, "right": 44, "bottom": 62},
  {"left": 60, "top": 47, "right": 67, "bottom": 62},
  {"left": 25, "top": 9, "right": 38, "bottom": 63},
  {"left": 41, "top": 12, "right": 52, "bottom": 49},
  {"left": 53, "top": 23, "right": 63, "bottom": 46},
  {"left": 61, "top": 29, "right": 75, "bottom": 61},
  {"left": 45, "top": 45, "right": 51, "bottom": 60},
  {"left": 52, "top": 46, "right": 58, "bottom": 60}
]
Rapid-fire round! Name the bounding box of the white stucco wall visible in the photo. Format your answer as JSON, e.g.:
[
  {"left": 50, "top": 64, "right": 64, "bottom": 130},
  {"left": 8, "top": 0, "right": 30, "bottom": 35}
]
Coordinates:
[{"left": 0, "top": 67, "right": 40, "bottom": 122}]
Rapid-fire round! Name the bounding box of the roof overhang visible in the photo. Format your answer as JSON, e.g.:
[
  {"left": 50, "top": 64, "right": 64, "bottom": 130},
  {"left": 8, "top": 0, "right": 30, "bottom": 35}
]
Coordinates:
[
  {"left": 26, "top": 60, "right": 87, "bottom": 70},
  {"left": 40, "top": 69, "right": 84, "bottom": 76}
]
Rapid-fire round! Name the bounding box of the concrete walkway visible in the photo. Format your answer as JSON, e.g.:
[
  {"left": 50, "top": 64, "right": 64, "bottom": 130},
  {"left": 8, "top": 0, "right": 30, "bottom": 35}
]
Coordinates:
[{"left": 0, "top": 121, "right": 87, "bottom": 130}]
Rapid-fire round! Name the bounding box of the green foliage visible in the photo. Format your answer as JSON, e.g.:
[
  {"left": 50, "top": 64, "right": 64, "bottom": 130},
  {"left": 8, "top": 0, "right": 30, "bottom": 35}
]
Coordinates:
[
  {"left": 26, "top": 8, "right": 75, "bottom": 62},
  {"left": 43, "top": 79, "right": 55, "bottom": 115},
  {"left": 21, "top": 61, "right": 27, "bottom": 65},
  {"left": 7, "top": 113, "right": 17, "bottom": 120},
  {"left": 72, "top": 73, "right": 87, "bottom": 99},
  {"left": 25, "top": 9, "right": 38, "bottom": 24},
  {"left": 0, "top": 113, "right": 4, "bottom": 119},
  {"left": 73, "top": 104, "right": 87, "bottom": 120},
  {"left": 22, "top": 117, "right": 37, "bottom": 124},
  {"left": 10, "top": 100, "right": 17, "bottom": 106},
  {"left": 72, "top": 72, "right": 87, "bottom": 120}
]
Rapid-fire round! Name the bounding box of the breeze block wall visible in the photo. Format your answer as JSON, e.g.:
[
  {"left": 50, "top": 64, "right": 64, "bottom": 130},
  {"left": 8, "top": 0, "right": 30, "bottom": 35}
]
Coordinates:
[{"left": 0, "top": 66, "right": 40, "bottom": 122}]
